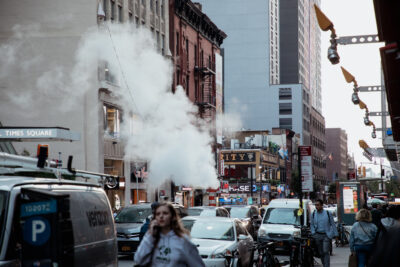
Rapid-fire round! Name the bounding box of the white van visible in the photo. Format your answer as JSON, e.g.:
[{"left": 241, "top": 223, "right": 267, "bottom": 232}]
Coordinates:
[
  {"left": 0, "top": 152, "right": 118, "bottom": 266},
  {"left": 257, "top": 198, "right": 313, "bottom": 254}
]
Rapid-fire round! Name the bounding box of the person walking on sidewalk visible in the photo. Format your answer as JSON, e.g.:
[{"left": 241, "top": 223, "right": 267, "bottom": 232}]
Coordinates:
[
  {"left": 349, "top": 209, "right": 378, "bottom": 267},
  {"left": 134, "top": 202, "right": 205, "bottom": 267},
  {"left": 311, "top": 199, "right": 338, "bottom": 267}
]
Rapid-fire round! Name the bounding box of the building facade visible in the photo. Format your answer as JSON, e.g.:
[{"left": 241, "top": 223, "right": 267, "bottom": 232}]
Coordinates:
[
  {"left": 310, "top": 108, "right": 327, "bottom": 190},
  {"left": 168, "top": 0, "right": 226, "bottom": 207},
  {"left": 280, "top": 0, "right": 322, "bottom": 113},
  {"left": 0, "top": 0, "right": 170, "bottom": 209},
  {"left": 326, "top": 128, "right": 348, "bottom": 181}
]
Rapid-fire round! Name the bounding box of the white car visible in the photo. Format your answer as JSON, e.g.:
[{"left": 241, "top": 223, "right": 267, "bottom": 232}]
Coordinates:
[{"left": 181, "top": 216, "right": 254, "bottom": 267}]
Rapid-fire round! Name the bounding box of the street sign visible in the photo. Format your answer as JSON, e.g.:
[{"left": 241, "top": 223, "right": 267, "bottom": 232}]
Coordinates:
[
  {"left": 23, "top": 216, "right": 51, "bottom": 246},
  {"left": 300, "top": 146, "right": 313, "bottom": 192}
]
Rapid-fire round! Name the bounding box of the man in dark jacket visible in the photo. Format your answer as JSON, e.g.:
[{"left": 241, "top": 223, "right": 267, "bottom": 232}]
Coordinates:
[
  {"left": 371, "top": 203, "right": 383, "bottom": 229},
  {"left": 139, "top": 202, "right": 159, "bottom": 241},
  {"left": 368, "top": 225, "right": 400, "bottom": 267}
]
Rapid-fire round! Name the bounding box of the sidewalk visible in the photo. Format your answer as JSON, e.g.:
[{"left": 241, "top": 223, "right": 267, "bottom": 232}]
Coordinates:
[
  {"left": 280, "top": 245, "right": 350, "bottom": 267},
  {"left": 315, "top": 245, "right": 350, "bottom": 267}
]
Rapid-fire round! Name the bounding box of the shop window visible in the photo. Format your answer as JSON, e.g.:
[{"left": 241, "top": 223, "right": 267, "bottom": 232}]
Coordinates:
[{"left": 103, "top": 105, "right": 121, "bottom": 138}]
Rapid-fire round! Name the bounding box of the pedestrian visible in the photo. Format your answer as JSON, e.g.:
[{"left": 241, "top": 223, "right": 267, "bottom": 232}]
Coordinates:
[
  {"left": 349, "top": 209, "right": 378, "bottom": 267},
  {"left": 310, "top": 199, "right": 338, "bottom": 267},
  {"left": 368, "top": 221, "right": 400, "bottom": 267},
  {"left": 370, "top": 203, "right": 383, "bottom": 229},
  {"left": 380, "top": 204, "right": 400, "bottom": 232},
  {"left": 139, "top": 202, "right": 160, "bottom": 241},
  {"left": 134, "top": 202, "right": 205, "bottom": 267}
]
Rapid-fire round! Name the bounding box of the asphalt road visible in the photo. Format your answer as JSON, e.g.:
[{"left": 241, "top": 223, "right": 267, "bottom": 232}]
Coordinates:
[{"left": 118, "top": 245, "right": 351, "bottom": 267}]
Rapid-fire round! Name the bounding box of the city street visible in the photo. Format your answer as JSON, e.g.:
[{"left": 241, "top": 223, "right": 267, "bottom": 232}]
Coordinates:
[{"left": 118, "top": 245, "right": 351, "bottom": 267}]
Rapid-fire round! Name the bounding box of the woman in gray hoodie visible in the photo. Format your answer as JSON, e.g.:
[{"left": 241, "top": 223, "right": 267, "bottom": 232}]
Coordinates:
[{"left": 134, "top": 202, "right": 205, "bottom": 267}]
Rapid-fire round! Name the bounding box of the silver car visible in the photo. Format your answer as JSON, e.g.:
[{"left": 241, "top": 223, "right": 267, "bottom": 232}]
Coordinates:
[{"left": 182, "top": 216, "right": 254, "bottom": 267}]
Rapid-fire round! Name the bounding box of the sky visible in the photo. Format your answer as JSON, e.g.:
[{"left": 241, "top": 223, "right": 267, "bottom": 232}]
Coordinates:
[{"left": 319, "top": 0, "right": 389, "bottom": 175}]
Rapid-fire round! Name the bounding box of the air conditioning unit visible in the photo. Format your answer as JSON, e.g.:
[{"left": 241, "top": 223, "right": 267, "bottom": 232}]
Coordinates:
[{"left": 231, "top": 139, "right": 239, "bottom": 150}]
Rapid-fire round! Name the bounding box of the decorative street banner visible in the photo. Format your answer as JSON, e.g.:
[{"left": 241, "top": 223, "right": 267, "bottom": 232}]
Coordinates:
[{"left": 300, "top": 146, "right": 313, "bottom": 192}]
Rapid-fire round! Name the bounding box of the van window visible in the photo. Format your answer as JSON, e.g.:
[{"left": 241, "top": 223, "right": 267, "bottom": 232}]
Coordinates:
[
  {"left": 263, "top": 208, "right": 301, "bottom": 226},
  {"left": 115, "top": 206, "right": 152, "bottom": 223},
  {"left": 0, "top": 191, "right": 8, "bottom": 245}
]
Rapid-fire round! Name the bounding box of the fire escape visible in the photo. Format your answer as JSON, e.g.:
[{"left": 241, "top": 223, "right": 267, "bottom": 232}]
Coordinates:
[{"left": 194, "top": 57, "right": 216, "bottom": 121}]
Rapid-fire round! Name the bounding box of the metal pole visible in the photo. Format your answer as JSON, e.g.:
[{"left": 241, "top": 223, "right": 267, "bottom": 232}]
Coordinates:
[
  {"left": 250, "top": 165, "right": 254, "bottom": 199},
  {"left": 298, "top": 147, "right": 303, "bottom": 221},
  {"left": 381, "top": 161, "right": 384, "bottom": 193},
  {"left": 259, "top": 167, "right": 263, "bottom": 206}
]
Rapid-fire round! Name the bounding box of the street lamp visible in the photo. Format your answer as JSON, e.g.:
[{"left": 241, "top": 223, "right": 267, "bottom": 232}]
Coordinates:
[{"left": 314, "top": 4, "right": 340, "bottom": 64}]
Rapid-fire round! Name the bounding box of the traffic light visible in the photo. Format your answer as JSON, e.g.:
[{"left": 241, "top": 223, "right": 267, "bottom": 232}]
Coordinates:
[
  {"left": 381, "top": 169, "right": 385, "bottom": 177},
  {"left": 357, "top": 166, "right": 361, "bottom": 176},
  {"left": 362, "top": 166, "right": 366, "bottom": 178}
]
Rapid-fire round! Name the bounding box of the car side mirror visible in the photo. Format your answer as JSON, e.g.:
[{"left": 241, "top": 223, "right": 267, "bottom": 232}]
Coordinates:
[{"left": 238, "top": 234, "right": 248, "bottom": 240}]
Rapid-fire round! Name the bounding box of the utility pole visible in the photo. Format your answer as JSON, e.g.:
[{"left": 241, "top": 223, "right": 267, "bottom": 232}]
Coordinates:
[
  {"left": 250, "top": 165, "right": 254, "bottom": 200},
  {"left": 380, "top": 161, "right": 384, "bottom": 193}
]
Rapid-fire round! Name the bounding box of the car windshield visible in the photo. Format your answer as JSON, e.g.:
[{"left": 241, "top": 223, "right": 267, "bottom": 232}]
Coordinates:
[
  {"left": 229, "top": 207, "right": 249, "bottom": 219},
  {"left": 115, "top": 206, "right": 152, "bottom": 223},
  {"left": 182, "top": 220, "right": 235, "bottom": 241},
  {"left": 0, "top": 191, "right": 8, "bottom": 247},
  {"left": 263, "top": 208, "right": 301, "bottom": 226}
]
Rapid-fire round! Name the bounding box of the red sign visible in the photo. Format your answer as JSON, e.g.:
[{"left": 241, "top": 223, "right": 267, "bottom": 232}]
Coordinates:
[{"left": 300, "top": 146, "right": 312, "bottom": 156}]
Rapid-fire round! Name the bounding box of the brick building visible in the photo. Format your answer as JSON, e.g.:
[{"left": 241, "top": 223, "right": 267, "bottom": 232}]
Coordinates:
[
  {"left": 326, "top": 128, "right": 348, "bottom": 181},
  {"left": 169, "top": 0, "right": 226, "bottom": 123}
]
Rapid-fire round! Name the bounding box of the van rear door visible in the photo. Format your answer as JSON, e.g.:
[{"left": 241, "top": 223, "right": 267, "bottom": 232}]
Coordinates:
[{"left": 19, "top": 187, "right": 74, "bottom": 266}]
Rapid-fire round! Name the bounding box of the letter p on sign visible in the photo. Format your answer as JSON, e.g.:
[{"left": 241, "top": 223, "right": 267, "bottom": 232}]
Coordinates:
[
  {"left": 32, "top": 220, "right": 46, "bottom": 242},
  {"left": 23, "top": 216, "right": 51, "bottom": 246}
]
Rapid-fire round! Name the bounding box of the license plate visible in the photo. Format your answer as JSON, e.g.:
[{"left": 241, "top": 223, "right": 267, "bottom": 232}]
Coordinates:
[{"left": 122, "top": 246, "right": 131, "bottom": 252}]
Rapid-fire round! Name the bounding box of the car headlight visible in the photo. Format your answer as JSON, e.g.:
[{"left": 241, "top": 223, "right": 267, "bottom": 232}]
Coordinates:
[
  {"left": 258, "top": 228, "right": 267, "bottom": 237},
  {"left": 211, "top": 249, "right": 232, "bottom": 259},
  {"left": 293, "top": 230, "right": 301, "bottom": 238}
]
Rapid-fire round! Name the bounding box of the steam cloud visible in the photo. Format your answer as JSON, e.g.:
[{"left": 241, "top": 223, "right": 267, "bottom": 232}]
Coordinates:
[{"left": 0, "top": 22, "right": 243, "bottom": 189}]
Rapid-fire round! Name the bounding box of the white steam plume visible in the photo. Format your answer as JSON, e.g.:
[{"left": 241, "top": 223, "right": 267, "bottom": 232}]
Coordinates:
[{"left": 79, "top": 23, "right": 219, "bottom": 188}]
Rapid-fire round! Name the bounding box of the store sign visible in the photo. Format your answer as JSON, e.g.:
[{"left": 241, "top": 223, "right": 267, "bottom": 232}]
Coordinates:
[
  {"left": 222, "top": 152, "right": 256, "bottom": 162},
  {"left": 228, "top": 183, "right": 257, "bottom": 193},
  {"left": 300, "top": 146, "right": 313, "bottom": 192}
]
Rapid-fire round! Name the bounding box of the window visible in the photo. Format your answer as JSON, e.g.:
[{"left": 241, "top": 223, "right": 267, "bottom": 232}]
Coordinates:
[
  {"left": 186, "top": 39, "right": 189, "bottom": 61},
  {"left": 186, "top": 75, "right": 189, "bottom": 96},
  {"left": 200, "top": 50, "right": 204, "bottom": 67},
  {"left": 279, "top": 88, "right": 292, "bottom": 100},
  {"left": 279, "top": 118, "right": 292, "bottom": 130},
  {"left": 156, "top": 0, "right": 159, "bottom": 14},
  {"left": 156, "top": 31, "right": 160, "bottom": 49},
  {"left": 111, "top": 0, "right": 115, "bottom": 20},
  {"left": 118, "top": 5, "right": 123, "bottom": 22},
  {"left": 135, "top": 16, "right": 139, "bottom": 26},
  {"left": 141, "top": 0, "right": 145, "bottom": 5},
  {"left": 279, "top": 103, "right": 292, "bottom": 115},
  {"left": 195, "top": 79, "right": 198, "bottom": 100},
  {"left": 150, "top": 0, "right": 154, "bottom": 10},
  {"left": 103, "top": 0, "right": 108, "bottom": 20},
  {"left": 194, "top": 45, "right": 198, "bottom": 65},
  {"left": 161, "top": 0, "right": 164, "bottom": 18},
  {"left": 129, "top": 12, "right": 133, "bottom": 22},
  {"left": 161, "top": 34, "right": 165, "bottom": 55},
  {"left": 103, "top": 105, "right": 121, "bottom": 138},
  {"left": 176, "top": 32, "right": 179, "bottom": 55},
  {"left": 176, "top": 69, "right": 180, "bottom": 86}
]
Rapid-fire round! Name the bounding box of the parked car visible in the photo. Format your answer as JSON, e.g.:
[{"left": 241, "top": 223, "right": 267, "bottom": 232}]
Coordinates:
[
  {"left": 258, "top": 198, "right": 314, "bottom": 255},
  {"left": 187, "top": 206, "right": 230, "bottom": 217},
  {"left": 182, "top": 216, "right": 254, "bottom": 267},
  {"left": 115, "top": 202, "right": 187, "bottom": 256}
]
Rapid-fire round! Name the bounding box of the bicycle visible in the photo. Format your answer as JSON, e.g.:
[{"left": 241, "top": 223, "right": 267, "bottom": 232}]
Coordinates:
[
  {"left": 254, "top": 241, "right": 280, "bottom": 267},
  {"left": 289, "top": 227, "right": 315, "bottom": 267},
  {"left": 335, "top": 223, "right": 350, "bottom": 247}
]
